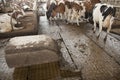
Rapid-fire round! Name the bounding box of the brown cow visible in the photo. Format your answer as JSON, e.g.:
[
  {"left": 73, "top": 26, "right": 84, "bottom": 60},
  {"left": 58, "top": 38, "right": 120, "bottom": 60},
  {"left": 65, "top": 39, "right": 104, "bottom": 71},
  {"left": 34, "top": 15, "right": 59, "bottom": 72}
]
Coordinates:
[
  {"left": 51, "top": 0, "right": 65, "bottom": 19},
  {"left": 63, "top": 0, "right": 86, "bottom": 25},
  {"left": 46, "top": 0, "right": 57, "bottom": 20},
  {"left": 70, "top": 1, "right": 86, "bottom": 25},
  {"left": 64, "top": 0, "right": 73, "bottom": 21}
]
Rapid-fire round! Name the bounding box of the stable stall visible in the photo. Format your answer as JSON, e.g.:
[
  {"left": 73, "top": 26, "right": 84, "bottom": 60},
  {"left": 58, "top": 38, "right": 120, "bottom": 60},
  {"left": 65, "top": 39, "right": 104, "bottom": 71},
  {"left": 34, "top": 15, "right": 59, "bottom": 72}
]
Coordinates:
[{"left": 0, "top": 0, "right": 39, "bottom": 38}]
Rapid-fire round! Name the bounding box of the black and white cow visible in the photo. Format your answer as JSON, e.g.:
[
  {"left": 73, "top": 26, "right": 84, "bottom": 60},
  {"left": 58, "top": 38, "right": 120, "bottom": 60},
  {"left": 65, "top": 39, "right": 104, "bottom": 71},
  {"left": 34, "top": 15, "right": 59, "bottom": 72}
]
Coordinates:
[{"left": 92, "top": 3, "right": 116, "bottom": 40}]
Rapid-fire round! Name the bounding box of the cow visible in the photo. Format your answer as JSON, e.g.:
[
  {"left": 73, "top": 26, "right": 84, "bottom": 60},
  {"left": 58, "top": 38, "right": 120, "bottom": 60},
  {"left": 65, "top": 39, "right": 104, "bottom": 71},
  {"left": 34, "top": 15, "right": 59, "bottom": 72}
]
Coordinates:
[
  {"left": 64, "top": 0, "right": 100, "bottom": 24},
  {"left": 0, "top": 5, "right": 25, "bottom": 33},
  {"left": 70, "top": 0, "right": 86, "bottom": 25},
  {"left": 64, "top": 0, "right": 73, "bottom": 22},
  {"left": 51, "top": 0, "right": 65, "bottom": 20},
  {"left": 46, "top": 0, "right": 57, "bottom": 20},
  {"left": 10, "top": 9, "right": 25, "bottom": 24},
  {"left": 0, "top": 13, "right": 24, "bottom": 33},
  {"left": 92, "top": 3, "right": 116, "bottom": 41},
  {"left": 84, "top": 0, "right": 101, "bottom": 21}
]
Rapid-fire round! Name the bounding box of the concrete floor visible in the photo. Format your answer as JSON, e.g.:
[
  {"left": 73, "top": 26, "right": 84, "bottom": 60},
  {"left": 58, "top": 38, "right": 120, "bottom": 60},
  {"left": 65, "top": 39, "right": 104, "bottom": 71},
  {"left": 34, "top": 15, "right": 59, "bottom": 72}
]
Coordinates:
[{"left": 0, "top": 3, "right": 120, "bottom": 80}]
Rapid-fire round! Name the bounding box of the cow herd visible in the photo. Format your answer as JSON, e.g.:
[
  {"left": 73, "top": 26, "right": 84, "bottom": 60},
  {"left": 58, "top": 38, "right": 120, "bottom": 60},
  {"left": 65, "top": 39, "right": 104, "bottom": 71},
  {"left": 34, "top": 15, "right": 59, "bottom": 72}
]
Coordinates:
[{"left": 46, "top": 0, "right": 116, "bottom": 40}]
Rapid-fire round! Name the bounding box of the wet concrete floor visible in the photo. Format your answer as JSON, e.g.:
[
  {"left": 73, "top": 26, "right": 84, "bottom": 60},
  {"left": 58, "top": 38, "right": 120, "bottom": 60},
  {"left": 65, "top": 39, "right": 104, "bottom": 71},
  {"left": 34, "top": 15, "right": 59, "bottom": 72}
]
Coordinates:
[{"left": 39, "top": 14, "right": 120, "bottom": 80}]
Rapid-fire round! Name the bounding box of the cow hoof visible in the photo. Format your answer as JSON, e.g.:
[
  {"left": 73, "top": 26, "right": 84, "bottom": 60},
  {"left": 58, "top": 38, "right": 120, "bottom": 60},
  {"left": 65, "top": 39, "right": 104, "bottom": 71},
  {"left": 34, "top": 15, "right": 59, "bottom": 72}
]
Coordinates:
[
  {"left": 93, "top": 31, "right": 95, "bottom": 33},
  {"left": 104, "top": 36, "right": 107, "bottom": 42},
  {"left": 92, "top": 28, "right": 94, "bottom": 30},
  {"left": 97, "top": 35, "right": 100, "bottom": 39},
  {"left": 77, "top": 24, "right": 79, "bottom": 26},
  {"left": 65, "top": 20, "right": 68, "bottom": 23}
]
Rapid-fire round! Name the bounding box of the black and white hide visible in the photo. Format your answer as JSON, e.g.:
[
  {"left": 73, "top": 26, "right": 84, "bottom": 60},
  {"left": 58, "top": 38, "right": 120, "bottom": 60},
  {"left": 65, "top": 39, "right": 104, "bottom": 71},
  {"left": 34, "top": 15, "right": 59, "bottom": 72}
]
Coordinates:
[{"left": 92, "top": 3, "right": 116, "bottom": 40}]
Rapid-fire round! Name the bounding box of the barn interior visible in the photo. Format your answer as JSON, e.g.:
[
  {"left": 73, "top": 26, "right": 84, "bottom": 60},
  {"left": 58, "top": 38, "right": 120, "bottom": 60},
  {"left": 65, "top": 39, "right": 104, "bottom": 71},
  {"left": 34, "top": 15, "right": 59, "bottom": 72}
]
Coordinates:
[{"left": 0, "top": 0, "right": 120, "bottom": 80}]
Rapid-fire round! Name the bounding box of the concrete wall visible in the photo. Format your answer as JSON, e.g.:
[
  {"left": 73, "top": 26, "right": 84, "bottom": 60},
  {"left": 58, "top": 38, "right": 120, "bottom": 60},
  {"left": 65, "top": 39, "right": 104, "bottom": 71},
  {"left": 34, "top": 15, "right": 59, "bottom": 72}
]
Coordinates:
[{"left": 101, "top": 0, "right": 120, "bottom": 5}]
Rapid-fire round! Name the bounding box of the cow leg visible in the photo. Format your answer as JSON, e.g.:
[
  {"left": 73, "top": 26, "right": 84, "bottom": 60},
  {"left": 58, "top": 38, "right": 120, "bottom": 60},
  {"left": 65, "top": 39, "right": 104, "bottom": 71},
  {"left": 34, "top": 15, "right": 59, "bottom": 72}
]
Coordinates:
[
  {"left": 62, "top": 13, "right": 66, "bottom": 20},
  {"left": 93, "top": 20, "right": 97, "bottom": 33},
  {"left": 68, "top": 9, "right": 72, "bottom": 21},
  {"left": 76, "top": 11, "right": 81, "bottom": 26},
  {"left": 60, "top": 13, "right": 63, "bottom": 19},
  {"left": 107, "top": 17, "right": 114, "bottom": 33},
  {"left": 97, "top": 20, "right": 103, "bottom": 38},
  {"left": 76, "top": 14, "right": 80, "bottom": 26},
  {"left": 105, "top": 25, "right": 111, "bottom": 41},
  {"left": 56, "top": 13, "right": 59, "bottom": 19},
  {"left": 70, "top": 14, "right": 74, "bottom": 24},
  {"left": 77, "top": 18, "right": 79, "bottom": 26},
  {"left": 104, "top": 17, "right": 114, "bottom": 41},
  {"left": 67, "top": 11, "right": 70, "bottom": 21},
  {"left": 71, "top": 9, "right": 78, "bottom": 24},
  {"left": 64, "top": 11, "right": 67, "bottom": 20},
  {"left": 64, "top": 6, "right": 68, "bottom": 20},
  {"left": 70, "top": 12, "right": 73, "bottom": 22},
  {"left": 66, "top": 10, "right": 71, "bottom": 24},
  {"left": 64, "top": 11, "right": 68, "bottom": 22}
]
